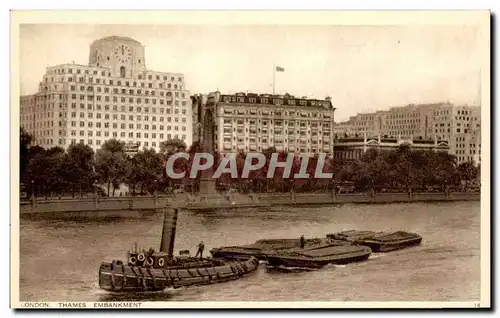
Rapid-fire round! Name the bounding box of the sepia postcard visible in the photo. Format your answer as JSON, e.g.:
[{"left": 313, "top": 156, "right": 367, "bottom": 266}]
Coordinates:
[{"left": 10, "top": 10, "right": 491, "bottom": 309}]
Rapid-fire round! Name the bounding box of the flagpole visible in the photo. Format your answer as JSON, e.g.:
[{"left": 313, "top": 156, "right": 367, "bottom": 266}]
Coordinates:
[{"left": 273, "top": 64, "right": 275, "bottom": 95}]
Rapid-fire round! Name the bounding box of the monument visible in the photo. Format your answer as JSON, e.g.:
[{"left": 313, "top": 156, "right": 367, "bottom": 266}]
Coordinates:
[{"left": 191, "top": 93, "right": 217, "bottom": 195}]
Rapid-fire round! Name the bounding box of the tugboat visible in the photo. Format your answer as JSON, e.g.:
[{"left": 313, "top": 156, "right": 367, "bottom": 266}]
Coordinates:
[
  {"left": 328, "top": 230, "right": 423, "bottom": 252},
  {"left": 98, "top": 208, "right": 259, "bottom": 293}
]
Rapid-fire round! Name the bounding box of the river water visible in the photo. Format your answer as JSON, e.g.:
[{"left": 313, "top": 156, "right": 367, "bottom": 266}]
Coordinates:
[{"left": 19, "top": 201, "right": 481, "bottom": 302}]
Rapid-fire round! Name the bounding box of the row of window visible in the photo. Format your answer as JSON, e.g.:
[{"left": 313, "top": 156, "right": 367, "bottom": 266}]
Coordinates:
[
  {"left": 69, "top": 122, "right": 187, "bottom": 131},
  {"left": 70, "top": 85, "right": 186, "bottom": 96},
  {"left": 222, "top": 127, "right": 331, "bottom": 135},
  {"left": 222, "top": 119, "right": 331, "bottom": 127},
  {"left": 386, "top": 119, "right": 421, "bottom": 124},
  {"left": 48, "top": 67, "right": 183, "bottom": 82},
  {"left": 23, "top": 101, "right": 189, "bottom": 115},
  {"left": 43, "top": 77, "right": 185, "bottom": 91},
  {"left": 388, "top": 112, "right": 425, "bottom": 119},
  {"left": 222, "top": 137, "right": 331, "bottom": 144},
  {"left": 68, "top": 111, "right": 187, "bottom": 120},
  {"left": 221, "top": 109, "right": 332, "bottom": 118},
  {"left": 221, "top": 145, "right": 330, "bottom": 153},
  {"left": 37, "top": 134, "right": 188, "bottom": 148},
  {"left": 70, "top": 130, "right": 186, "bottom": 138},
  {"left": 456, "top": 143, "right": 479, "bottom": 149},
  {"left": 69, "top": 95, "right": 187, "bottom": 106},
  {"left": 457, "top": 156, "right": 479, "bottom": 163},
  {"left": 434, "top": 110, "right": 451, "bottom": 116},
  {"left": 385, "top": 131, "right": 422, "bottom": 136},
  {"left": 24, "top": 121, "right": 54, "bottom": 129},
  {"left": 388, "top": 125, "right": 421, "bottom": 130}
]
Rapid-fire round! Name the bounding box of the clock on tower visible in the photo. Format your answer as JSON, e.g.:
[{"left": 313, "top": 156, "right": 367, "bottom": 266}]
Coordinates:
[{"left": 114, "top": 44, "right": 132, "bottom": 64}]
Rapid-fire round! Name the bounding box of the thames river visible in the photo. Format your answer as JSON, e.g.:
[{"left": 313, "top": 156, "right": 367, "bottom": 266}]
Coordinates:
[{"left": 19, "top": 201, "right": 481, "bottom": 302}]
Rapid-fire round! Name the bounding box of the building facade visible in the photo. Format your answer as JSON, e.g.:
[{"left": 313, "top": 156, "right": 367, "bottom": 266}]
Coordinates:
[
  {"left": 334, "top": 102, "right": 481, "bottom": 164},
  {"left": 194, "top": 91, "right": 336, "bottom": 154},
  {"left": 20, "top": 36, "right": 192, "bottom": 153},
  {"left": 333, "top": 135, "right": 450, "bottom": 161}
]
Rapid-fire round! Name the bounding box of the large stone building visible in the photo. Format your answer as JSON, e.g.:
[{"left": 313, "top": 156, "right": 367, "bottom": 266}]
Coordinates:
[
  {"left": 333, "top": 135, "right": 450, "bottom": 161},
  {"left": 20, "top": 36, "right": 192, "bottom": 153},
  {"left": 193, "top": 91, "right": 336, "bottom": 154},
  {"left": 334, "top": 102, "right": 481, "bottom": 164}
]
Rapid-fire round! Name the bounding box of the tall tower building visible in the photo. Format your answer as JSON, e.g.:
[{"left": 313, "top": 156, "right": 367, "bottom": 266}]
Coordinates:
[{"left": 20, "top": 36, "right": 193, "bottom": 153}]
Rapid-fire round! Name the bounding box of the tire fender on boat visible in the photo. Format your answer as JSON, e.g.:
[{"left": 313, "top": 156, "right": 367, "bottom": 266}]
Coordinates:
[
  {"left": 129, "top": 256, "right": 137, "bottom": 266},
  {"left": 158, "top": 257, "right": 165, "bottom": 267},
  {"left": 137, "top": 253, "right": 146, "bottom": 262},
  {"left": 146, "top": 257, "right": 154, "bottom": 267}
]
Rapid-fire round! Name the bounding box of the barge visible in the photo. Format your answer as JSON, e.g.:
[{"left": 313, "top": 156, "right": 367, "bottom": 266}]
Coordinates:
[
  {"left": 328, "top": 230, "right": 422, "bottom": 252},
  {"left": 264, "top": 244, "right": 372, "bottom": 269},
  {"left": 210, "top": 237, "right": 327, "bottom": 260}
]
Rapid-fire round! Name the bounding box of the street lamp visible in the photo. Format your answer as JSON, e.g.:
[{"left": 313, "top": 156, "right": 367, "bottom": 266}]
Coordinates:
[
  {"left": 94, "top": 180, "right": 99, "bottom": 200},
  {"left": 30, "top": 180, "right": 35, "bottom": 199}
]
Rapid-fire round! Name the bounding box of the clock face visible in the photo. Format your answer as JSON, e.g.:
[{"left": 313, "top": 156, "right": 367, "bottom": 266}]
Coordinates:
[{"left": 114, "top": 44, "right": 132, "bottom": 63}]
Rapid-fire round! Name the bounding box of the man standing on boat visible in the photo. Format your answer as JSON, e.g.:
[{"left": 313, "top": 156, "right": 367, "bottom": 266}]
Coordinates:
[
  {"left": 195, "top": 241, "right": 205, "bottom": 258},
  {"left": 300, "top": 235, "right": 305, "bottom": 249}
]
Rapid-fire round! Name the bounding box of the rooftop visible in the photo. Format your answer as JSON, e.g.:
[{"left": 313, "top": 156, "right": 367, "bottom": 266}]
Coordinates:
[
  {"left": 215, "top": 91, "right": 332, "bottom": 102},
  {"left": 92, "top": 36, "right": 141, "bottom": 45}
]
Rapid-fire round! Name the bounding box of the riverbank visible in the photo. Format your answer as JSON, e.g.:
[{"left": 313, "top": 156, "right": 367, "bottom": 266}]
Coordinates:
[{"left": 18, "top": 191, "right": 480, "bottom": 217}]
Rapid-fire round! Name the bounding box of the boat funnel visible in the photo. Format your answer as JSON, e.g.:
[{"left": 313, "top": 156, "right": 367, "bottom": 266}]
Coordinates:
[{"left": 160, "top": 208, "right": 179, "bottom": 256}]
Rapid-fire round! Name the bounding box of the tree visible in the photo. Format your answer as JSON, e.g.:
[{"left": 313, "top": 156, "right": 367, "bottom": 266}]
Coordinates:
[
  {"left": 23, "top": 147, "right": 47, "bottom": 198},
  {"left": 160, "top": 138, "right": 187, "bottom": 155},
  {"left": 20, "top": 128, "right": 33, "bottom": 180},
  {"left": 360, "top": 149, "right": 391, "bottom": 192},
  {"left": 386, "top": 144, "right": 419, "bottom": 192},
  {"left": 96, "top": 139, "right": 129, "bottom": 197},
  {"left": 44, "top": 147, "right": 67, "bottom": 197},
  {"left": 428, "top": 152, "right": 459, "bottom": 190},
  {"left": 458, "top": 161, "right": 479, "bottom": 187},
  {"left": 130, "top": 148, "right": 162, "bottom": 194},
  {"left": 66, "top": 143, "right": 96, "bottom": 197}
]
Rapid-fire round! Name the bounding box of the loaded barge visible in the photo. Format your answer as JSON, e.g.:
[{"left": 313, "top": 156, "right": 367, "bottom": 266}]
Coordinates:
[
  {"left": 328, "top": 230, "right": 423, "bottom": 252},
  {"left": 265, "top": 244, "right": 372, "bottom": 269}
]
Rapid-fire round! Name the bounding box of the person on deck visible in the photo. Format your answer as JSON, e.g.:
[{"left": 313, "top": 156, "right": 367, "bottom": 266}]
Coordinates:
[
  {"left": 195, "top": 241, "right": 205, "bottom": 258},
  {"left": 300, "top": 235, "right": 305, "bottom": 248}
]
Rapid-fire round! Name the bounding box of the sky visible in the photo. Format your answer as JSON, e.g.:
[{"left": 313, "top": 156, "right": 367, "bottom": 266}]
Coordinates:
[{"left": 19, "top": 24, "right": 482, "bottom": 122}]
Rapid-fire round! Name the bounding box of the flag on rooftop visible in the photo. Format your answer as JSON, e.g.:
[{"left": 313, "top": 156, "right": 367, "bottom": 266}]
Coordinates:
[{"left": 276, "top": 66, "right": 285, "bottom": 72}]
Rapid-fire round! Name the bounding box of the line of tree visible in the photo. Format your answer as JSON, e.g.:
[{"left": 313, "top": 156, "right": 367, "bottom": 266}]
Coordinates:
[
  {"left": 20, "top": 128, "right": 189, "bottom": 198},
  {"left": 20, "top": 128, "right": 480, "bottom": 198}
]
